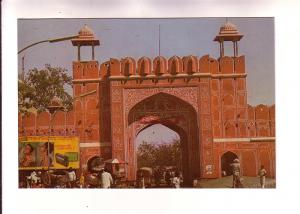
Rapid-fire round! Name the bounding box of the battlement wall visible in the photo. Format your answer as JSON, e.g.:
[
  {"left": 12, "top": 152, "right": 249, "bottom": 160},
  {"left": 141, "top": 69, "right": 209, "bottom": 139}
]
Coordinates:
[
  {"left": 72, "top": 55, "right": 245, "bottom": 81},
  {"left": 105, "top": 55, "right": 245, "bottom": 77}
]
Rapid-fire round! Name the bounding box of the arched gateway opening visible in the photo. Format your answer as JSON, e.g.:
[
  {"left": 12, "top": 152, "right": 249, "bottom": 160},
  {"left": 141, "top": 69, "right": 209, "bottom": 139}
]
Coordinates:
[
  {"left": 136, "top": 124, "right": 182, "bottom": 187},
  {"left": 136, "top": 124, "right": 181, "bottom": 169},
  {"left": 221, "top": 151, "right": 238, "bottom": 176},
  {"left": 126, "top": 93, "right": 200, "bottom": 186}
]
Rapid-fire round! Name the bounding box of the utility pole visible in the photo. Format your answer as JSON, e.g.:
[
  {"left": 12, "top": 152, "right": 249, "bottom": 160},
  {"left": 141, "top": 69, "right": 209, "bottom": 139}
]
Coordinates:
[
  {"left": 21, "top": 55, "right": 25, "bottom": 81},
  {"left": 158, "top": 24, "right": 161, "bottom": 57}
]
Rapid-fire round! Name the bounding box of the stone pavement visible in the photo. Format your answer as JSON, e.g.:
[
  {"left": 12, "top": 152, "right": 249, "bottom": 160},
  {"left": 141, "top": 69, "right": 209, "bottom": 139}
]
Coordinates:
[{"left": 196, "top": 175, "right": 276, "bottom": 188}]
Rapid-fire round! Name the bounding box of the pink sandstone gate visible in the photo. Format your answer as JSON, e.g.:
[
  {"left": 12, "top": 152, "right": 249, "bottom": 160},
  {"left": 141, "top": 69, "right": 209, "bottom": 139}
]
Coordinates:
[
  {"left": 125, "top": 92, "right": 200, "bottom": 184},
  {"left": 19, "top": 23, "right": 276, "bottom": 181}
]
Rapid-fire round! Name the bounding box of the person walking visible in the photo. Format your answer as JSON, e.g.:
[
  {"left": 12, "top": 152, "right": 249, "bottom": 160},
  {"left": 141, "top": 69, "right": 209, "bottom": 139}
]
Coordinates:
[
  {"left": 230, "top": 158, "right": 243, "bottom": 188},
  {"left": 193, "top": 174, "right": 198, "bottom": 187},
  {"left": 165, "top": 170, "right": 172, "bottom": 187},
  {"left": 172, "top": 171, "right": 181, "bottom": 188},
  {"left": 101, "top": 168, "right": 113, "bottom": 188},
  {"left": 258, "top": 165, "right": 267, "bottom": 188},
  {"left": 154, "top": 168, "right": 161, "bottom": 187},
  {"left": 79, "top": 172, "right": 85, "bottom": 188}
]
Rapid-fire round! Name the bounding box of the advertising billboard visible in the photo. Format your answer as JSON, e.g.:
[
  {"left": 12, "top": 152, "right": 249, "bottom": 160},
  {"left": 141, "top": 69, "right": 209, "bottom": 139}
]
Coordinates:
[{"left": 19, "top": 136, "right": 80, "bottom": 170}]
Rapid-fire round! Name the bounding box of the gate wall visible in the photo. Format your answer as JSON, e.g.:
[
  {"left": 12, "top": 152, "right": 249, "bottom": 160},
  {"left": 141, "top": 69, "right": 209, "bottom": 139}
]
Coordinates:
[{"left": 19, "top": 55, "right": 276, "bottom": 178}]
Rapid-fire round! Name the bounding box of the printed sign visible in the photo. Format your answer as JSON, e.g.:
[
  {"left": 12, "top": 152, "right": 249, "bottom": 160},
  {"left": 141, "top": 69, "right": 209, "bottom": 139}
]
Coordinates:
[{"left": 19, "top": 136, "right": 79, "bottom": 170}]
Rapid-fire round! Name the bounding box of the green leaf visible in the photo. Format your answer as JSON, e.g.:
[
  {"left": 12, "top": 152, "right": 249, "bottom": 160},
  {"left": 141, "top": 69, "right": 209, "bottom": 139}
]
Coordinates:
[{"left": 18, "top": 64, "right": 73, "bottom": 113}]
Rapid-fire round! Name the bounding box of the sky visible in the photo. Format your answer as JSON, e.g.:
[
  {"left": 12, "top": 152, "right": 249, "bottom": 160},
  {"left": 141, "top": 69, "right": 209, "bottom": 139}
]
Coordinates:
[
  {"left": 136, "top": 124, "right": 180, "bottom": 146},
  {"left": 18, "top": 18, "right": 275, "bottom": 106}
]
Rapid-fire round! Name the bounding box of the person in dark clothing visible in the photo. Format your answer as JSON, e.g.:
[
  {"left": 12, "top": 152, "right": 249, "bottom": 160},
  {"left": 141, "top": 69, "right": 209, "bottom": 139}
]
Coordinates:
[{"left": 165, "top": 170, "right": 172, "bottom": 187}]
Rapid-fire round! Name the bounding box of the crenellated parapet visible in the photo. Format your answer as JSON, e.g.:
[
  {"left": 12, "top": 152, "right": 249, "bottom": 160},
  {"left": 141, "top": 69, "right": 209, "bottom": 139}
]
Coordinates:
[
  {"left": 72, "top": 55, "right": 246, "bottom": 85},
  {"left": 73, "top": 61, "right": 100, "bottom": 80},
  {"left": 104, "top": 55, "right": 246, "bottom": 78},
  {"left": 19, "top": 111, "right": 76, "bottom": 137}
]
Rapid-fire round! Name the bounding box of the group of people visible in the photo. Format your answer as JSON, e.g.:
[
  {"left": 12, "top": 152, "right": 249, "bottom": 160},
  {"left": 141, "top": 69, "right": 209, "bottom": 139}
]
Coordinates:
[
  {"left": 20, "top": 158, "right": 268, "bottom": 188},
  {"left": 230, "top": 158, "right": 268, "bottom": 188},
  {"left": 19, "top": 167, "right": 77, "bottom": 188},
  {"left": 137, "top": 167, "right": 182, "bottom": 188},
  {"left": 163, "top": 169, "right": 181, "bottom": 188},
  {"left": 20, "top": 167, "right": 115, "bottom": 189}
]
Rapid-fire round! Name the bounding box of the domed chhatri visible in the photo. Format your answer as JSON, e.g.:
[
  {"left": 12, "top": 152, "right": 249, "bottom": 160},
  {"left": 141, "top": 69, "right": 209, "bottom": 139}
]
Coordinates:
[
  {"left": 48, "top": 96, "right": 64, "bottom": 114},
  {"left": 214, "top": 21, "right": 243, "bottom": 42},
  {"left": 49, "top": 96, "right": 63, "bottom": 107},
  {"left": 78, "top": 24, "right": 95, "bottom": 37},
  {"left": 71, "top": 25, "right": 100, "bottom": 61},
  {"left": 71, "top": 24, "right": 100, "bottom": 47},
  {"left": 214, "top": 20, "right": 244, "bottom": 57}
]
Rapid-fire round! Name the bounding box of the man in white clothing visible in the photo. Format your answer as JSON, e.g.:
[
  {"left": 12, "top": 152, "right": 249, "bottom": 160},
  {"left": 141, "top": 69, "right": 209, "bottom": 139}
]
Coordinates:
[
  {"left": 101, "top": 168, "right": 113, "bottom": 188},
  {"left": 68, "top": 167, "right": 77, "bottom": 188},
  {"left": 258, "top": 165, "right": 267, "bottom": 188},
  {"left": 172, "top": 171, "right": 181, "bottom": 188}
]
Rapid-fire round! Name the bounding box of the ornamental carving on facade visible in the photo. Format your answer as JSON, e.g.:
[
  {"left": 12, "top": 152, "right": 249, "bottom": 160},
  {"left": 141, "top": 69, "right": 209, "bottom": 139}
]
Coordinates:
[{"left": 123, "top": 87, "right": 199, "bottom": 114}]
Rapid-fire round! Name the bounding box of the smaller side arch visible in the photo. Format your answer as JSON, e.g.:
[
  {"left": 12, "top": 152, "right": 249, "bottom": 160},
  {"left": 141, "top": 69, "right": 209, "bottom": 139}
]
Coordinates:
[{"left": 221, "top": 151, "right": 238, "bottom": 176}]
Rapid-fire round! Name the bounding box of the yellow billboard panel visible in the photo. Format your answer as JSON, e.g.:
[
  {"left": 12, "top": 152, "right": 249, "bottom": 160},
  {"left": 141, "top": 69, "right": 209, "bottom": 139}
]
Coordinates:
[{"left": 19, "top": 136, "right": 79, "bottom": 170}]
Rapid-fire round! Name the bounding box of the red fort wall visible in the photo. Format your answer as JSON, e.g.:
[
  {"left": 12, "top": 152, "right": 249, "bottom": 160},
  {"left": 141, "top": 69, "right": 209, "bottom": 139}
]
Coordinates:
[{"left": 19, "top": 54, "right": 275, "bottom": 179}]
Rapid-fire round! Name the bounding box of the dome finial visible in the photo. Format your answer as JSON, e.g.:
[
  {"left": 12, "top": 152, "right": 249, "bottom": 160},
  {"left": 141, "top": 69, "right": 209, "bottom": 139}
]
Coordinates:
[{"left": 78, "top": 24, "right": 94, "bottom": 37}]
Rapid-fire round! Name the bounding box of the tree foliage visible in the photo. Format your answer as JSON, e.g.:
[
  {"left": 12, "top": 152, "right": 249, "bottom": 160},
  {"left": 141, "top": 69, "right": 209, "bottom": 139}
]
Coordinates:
[
  {"left": 136, "top": 139, "right": 181, "bottom": 169},
  {"left": 18, "top": 64, "right": 73, "bottom": 114}
]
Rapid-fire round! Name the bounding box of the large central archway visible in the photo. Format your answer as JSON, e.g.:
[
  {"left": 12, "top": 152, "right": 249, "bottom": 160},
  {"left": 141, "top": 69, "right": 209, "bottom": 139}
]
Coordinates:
[{"left": 125, "top": 92, "right": 200, "bottom": 185}]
